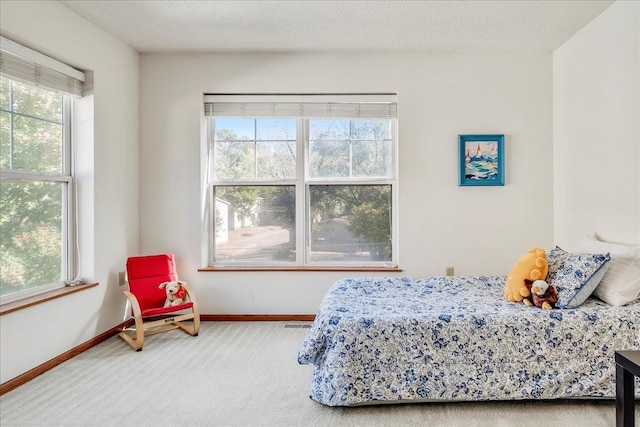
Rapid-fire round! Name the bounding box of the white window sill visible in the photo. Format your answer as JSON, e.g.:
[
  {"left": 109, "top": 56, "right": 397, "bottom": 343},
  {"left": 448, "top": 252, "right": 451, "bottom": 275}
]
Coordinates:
[{"left": 0, "top": 282, "right": 98, "bottom": 316}]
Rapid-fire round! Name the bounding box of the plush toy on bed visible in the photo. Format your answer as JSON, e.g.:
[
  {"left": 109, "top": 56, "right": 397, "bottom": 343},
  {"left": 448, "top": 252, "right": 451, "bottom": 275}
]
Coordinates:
[
  {"left": 531, "top": 279, "right": 558, "bottom": 310},
  {"left": 159, "top": 280, "right": 188, "bottom": 307},
  {"left": 504, "top": 247, "right": 548, "bottom": 306}
]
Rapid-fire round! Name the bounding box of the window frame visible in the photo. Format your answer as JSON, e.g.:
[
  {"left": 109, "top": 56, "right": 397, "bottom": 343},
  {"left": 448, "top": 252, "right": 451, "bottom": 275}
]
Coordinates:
[
  {"left": 0, "top": 78, "right": 75, "bottom": 304},
  {"left": 204, "top": 99, "right": 398, "bottom": 269}
]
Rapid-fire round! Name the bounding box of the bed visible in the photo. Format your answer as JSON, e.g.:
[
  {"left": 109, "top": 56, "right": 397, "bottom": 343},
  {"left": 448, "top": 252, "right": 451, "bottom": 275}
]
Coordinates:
[{"left": 297, "top": 275, "right": 640, "bottom": 406}]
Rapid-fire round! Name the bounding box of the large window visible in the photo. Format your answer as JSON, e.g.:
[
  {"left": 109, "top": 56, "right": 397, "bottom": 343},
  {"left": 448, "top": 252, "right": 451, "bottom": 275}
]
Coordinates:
[
  {"left": 204, "top": 95, "right": 397, "bottom": 268},
  {"left": 0, "top": 37, "right": 84, "bottom": 303}
]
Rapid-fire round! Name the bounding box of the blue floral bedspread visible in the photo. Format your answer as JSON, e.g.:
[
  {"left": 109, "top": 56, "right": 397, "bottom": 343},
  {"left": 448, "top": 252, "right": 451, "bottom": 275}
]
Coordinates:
[{"left": 297, "top": 276, "right": 640, "bottom": 406}]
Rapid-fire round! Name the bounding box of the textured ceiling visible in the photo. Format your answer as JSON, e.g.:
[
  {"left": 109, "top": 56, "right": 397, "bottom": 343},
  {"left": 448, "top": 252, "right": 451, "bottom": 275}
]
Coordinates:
[{"left": 58, "top": 0, "right": 614, "bottom": 53}]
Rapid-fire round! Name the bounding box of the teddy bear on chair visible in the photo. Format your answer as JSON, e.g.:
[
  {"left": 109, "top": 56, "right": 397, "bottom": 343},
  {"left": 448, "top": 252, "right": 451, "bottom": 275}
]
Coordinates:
[{"left": 159, "top": 280, "right": 189, "bottom": 307}]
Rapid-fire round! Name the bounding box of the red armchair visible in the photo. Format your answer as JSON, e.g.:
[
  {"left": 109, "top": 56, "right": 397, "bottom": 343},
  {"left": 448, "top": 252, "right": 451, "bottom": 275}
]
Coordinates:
[{"left": 118, "top": 253, "right": 200, "bottom": 351}]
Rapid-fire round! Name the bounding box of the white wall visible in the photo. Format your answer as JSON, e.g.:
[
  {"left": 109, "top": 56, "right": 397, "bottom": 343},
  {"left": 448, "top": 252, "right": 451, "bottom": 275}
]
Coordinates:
[
  {"left": 139, "top": 52, "right": 554, "bottom": 315},
  {"left": 0, "top": 1, "right": 139, "bottom": 383},
  {"left": 1, "top": 0, "right": 632, "bottom": 389},
  {"left": 553, "top": 0, "right": 640, "bottom": 248}
]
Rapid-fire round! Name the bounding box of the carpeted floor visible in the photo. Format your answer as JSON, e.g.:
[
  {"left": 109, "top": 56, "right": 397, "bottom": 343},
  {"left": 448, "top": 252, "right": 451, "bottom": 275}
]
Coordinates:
[{"left": 0, "top": 322, "right": 636, "bottom": 426}]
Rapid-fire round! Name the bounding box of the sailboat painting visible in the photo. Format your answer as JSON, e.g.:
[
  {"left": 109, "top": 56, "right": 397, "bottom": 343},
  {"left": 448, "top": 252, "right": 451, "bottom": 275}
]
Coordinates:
[{"left": 458, "top": 134, "right": 505, "bottom": 186}]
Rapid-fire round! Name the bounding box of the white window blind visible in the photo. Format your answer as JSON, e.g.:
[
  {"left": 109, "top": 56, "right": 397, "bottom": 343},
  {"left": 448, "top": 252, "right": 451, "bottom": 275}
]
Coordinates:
[
  {"left": 204, "top": 94, "right": 397, "bottom": 119},
  {"left": 0, "top": 36, "right": 85, "bottom": 97}
]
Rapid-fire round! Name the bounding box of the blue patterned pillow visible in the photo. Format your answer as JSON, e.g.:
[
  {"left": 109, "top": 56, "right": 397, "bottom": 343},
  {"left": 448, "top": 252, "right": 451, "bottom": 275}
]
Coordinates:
[{"left": 547, "top": 247, "right": 610, "bottom": 309}]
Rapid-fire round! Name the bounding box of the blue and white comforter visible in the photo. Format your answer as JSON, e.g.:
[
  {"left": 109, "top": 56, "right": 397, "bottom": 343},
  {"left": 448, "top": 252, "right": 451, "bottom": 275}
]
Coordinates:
[{"left": 297, "top": 276, "right": 640, "bottom": 406}]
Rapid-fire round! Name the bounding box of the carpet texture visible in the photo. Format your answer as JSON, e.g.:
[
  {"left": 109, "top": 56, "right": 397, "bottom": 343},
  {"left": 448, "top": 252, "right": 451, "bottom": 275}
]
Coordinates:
[{"left": 0, "top": 322, "right": 636, "bottom": 426}]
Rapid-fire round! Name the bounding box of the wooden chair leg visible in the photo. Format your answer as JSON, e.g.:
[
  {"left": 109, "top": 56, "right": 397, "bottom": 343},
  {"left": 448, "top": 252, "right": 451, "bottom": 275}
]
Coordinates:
[
  {"left": 176, "top": 319, "right": 199, "bottom": 336},
  {"left": 118, "top": 314, "right": 145, "bottom": 351},
  {"left": 176, "top": 305, "right": 200, "bottom": 337}
]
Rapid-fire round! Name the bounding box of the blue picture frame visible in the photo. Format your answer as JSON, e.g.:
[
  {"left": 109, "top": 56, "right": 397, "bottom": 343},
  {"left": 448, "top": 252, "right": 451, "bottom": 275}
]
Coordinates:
[{"left": 458, "top": 134, "right": 505, "bottom": 186}]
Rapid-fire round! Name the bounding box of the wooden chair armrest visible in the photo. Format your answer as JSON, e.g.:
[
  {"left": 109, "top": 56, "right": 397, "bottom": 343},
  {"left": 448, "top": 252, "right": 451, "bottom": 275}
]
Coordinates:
[
  {"left": 180, "top": 283, "right": 198, "bottom": 307},
  {"left": 121, "top": 290, "right": 142, "bottom": 317}
]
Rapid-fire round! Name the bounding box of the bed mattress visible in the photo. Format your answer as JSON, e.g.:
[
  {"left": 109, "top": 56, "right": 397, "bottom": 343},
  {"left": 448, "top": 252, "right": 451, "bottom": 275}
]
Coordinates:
[{"left": 298, "top": 276, "right": 640, "bottom": 406}]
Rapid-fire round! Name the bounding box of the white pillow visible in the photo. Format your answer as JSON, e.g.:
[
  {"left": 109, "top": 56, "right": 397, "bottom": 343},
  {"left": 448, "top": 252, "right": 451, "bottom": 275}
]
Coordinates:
[{"left": 575, "top": 232, "right": 640, "bottom": 306}]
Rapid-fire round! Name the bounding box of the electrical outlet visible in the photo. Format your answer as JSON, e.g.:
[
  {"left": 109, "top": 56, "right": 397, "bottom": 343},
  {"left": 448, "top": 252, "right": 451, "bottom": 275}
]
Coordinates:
[
  {"left": 118, "top": 271, "right": 126, "bottom": 286},
  {"left": 446, "top": 267, "right": 454, "bottom": 276}
]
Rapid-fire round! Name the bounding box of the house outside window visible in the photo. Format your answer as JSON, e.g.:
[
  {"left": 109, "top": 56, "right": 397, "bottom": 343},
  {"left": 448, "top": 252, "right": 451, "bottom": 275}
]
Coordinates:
[
  {"left": 204, "top": 95, "right": 398, "bottom": 268},
  {"left": 0, "top": 37, "right": 85, "bottom": 303}
]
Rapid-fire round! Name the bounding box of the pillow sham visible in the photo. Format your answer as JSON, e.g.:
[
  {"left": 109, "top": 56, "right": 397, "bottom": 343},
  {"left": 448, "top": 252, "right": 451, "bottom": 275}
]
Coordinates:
[
  {"left": 547, "top": 246, "right": 610, "bottom": 309},
  {"left": 575, "top": 232, "right": 640, "bottom": 306}
]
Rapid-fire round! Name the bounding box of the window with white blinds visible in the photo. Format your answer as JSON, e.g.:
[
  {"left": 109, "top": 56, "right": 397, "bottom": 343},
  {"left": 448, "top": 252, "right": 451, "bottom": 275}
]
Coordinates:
[
  {"left": 0, "top": 36, "right": 85, "bottom": 97},
  {"left": 204, "top": 94, "right": 397, "bottom": 119},
  {"left": 0, "top": 37, "right": 83, "bottom": 303},
  {"left": 204, "top": 94, "right": 398, "bottom": 268}
]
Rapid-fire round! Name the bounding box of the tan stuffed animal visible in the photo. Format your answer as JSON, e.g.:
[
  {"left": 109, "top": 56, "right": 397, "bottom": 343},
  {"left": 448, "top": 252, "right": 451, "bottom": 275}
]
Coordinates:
[
  {"left": 159, "top": 280, "right": 188, "bottom": 307},
  {"left": 504, "top": 248, "right": 548, "bottom": 305}
]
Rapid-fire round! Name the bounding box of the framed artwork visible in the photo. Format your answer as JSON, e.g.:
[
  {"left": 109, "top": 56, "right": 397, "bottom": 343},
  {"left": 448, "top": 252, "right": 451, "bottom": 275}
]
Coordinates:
[{"left": 458, "top": 134, "right": 504, "bottom": 186}]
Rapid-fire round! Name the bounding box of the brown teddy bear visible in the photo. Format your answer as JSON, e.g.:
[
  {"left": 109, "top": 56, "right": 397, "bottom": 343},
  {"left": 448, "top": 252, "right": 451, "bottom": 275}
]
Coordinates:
[
  {"left": 504, "top": 248, "right": 548, "bottom": 305},
  {"left": 531, "top": 279, "right": 558, "bottom": 310}
]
